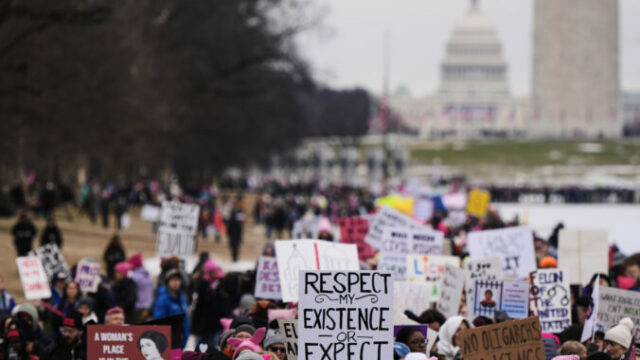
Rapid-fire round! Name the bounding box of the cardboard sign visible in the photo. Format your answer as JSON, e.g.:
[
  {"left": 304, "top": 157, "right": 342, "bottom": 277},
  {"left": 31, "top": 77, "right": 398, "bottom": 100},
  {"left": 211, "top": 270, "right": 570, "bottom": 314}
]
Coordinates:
[
  {"left": 472, "top": 280, "right": 530, "bottom": 318},
  {"left": 529, "top": 269, "right": 572, "bottom": 332},
  {"left": 558, "top": 230, "right": 609, "bottom": 285},
  {"left": 365, "top": 206, "right": 422, "bottom": 250},
  {"left": 378, "top": 227, "right": 444, "bottom": 280},
  {"left": 278, "top": 319, "right": 298, "bottom": 360},
  {"left": 254, "top": 257, "right": 281, "bottom": 300},
  {"left": 338, "top": 217, "right": 374, "bottom": 260},
  {"left": 75, "top": 258, "right": 102, "bottom": 293},
  {"left": 156, "top": 201, "right": 200, "bottom": 258},
  {"left": 597, "top": 286, "right": 640, "bottom": 340},
  {"left": 466, "top": 189, "right": 491, "bottom": 218},
  {"left": 141, "top": 205, "right": 160, "bottom": 222},
  {"left": 29, "top": 243, "right": 68, "bottom": 278},
  {"left": 275, "top": 240, "right": 359, "bottom": 302},
  {"left": 468, "top": 227, "right": 536, "bottom": 279},
  {"left": 461, "top": 317, "right": 545, "bottom": 360},
  {"left": 437, "top": 263, "right": 465, "bottom": 318},
  {"left": 87, "top": 325, "right": 171, "bottom": 360},
  {"left": 292, "top": 218, "right": 321, "bottom": 239},
  {"left": 16, "top": 257, "right": 51, "bottom": 300},
  {"left": 393, "top": 281, "right": 434, "bottom": 323},
  {"left": 464, "top": 257, "right": 504, "bottom": 313},
  {"left": 298, "top": 271, "right": 393, "bottom": 360}
]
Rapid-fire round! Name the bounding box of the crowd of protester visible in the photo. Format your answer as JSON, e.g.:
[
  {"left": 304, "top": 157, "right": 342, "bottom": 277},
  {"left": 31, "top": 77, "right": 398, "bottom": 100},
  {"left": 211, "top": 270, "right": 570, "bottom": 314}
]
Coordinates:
[{"left": 1, "top": 177, "right": 640, "bottom": 360}]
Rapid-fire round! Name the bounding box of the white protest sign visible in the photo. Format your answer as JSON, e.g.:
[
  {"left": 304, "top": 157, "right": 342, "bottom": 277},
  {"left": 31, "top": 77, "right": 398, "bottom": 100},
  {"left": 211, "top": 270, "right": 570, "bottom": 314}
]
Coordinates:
[
  {"left": 529, "top": 269, "right": 572, "bottom": 333},
  {"left": 378, "top": 227, "right": 444, "bottom": 280},
  {"left": 255, "top": 256, "right": 282, "bottom": 300},
  {"left": 156, "top": 201, "right": 200, "bottom": 258},
  {"left": 29, "top": 243, "right": 68, "bottom": 278},
  {"left": 558, "top": 230, "right": 608, "bottom": 285},
  {"left": 468, "top": 226, "right": 536, "bottom": 279},
  {"left": 597, "top": 286, "right": 640, "bottom": 340},
  {"left": 365, "top": 206, "right": 422, "bottom": 250},
  {"left": 292, "top": 218, "right": 321, "bottom": 239},
  {"left": 298, "top": 271, "right": 393, "bottom": 360},
  {"left": 464, "top": 257, "right": 504, "bottom": 315},
  {"left": 581, "top": 277, "right": 600, "bottom": 342},
  {"left": 278, "top": 319, "right": 298, "bottom": 360},
  {"left": 75, "top": 258, "right": 102, "bottom": 293},
  {"left": 437, "top": 263, "right": 465, "bottom": 318},
  {"left": 394, "top": 281, "right": 434, "bottom": 323},
  {"left": 16, "top": 257, "right": 52, "bottom": 300},
  {"left": 471, "top": 279, "right": 530, "bottom": 319},
  {"left": 141, "top": 205, "right": 160, "bottom": 222},
  {"left": 275, "top": 240, "right": 359, "bottom": 302}
]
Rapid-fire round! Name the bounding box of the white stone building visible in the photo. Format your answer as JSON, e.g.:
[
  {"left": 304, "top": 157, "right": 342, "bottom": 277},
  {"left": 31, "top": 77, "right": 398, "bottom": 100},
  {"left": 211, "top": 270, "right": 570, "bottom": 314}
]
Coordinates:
[{"left": 390, "top": 0, "right": 528, "bottom": 139}]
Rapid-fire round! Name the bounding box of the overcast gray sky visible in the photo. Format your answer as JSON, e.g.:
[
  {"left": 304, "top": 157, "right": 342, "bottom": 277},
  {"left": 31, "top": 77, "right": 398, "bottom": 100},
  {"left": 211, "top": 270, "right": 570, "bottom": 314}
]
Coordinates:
[{"left": 296, "top": 0, "right": 640, "bottom": 97}]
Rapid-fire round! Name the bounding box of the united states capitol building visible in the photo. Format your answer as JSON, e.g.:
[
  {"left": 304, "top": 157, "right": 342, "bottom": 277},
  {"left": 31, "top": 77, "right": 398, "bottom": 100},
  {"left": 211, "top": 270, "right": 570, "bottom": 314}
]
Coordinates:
[{"left": 390, "top": 0, "right": 636, "bottom": 139}]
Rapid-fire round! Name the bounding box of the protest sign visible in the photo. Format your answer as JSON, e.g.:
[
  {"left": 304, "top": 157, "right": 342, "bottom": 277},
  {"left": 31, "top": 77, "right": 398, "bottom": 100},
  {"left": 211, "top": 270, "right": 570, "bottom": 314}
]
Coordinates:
[
  {"left": 437, "top": 263, "right": 465, "bottom": 318},
  {"left": 472, "top": 280, "right": 529, "bottom": 318},
  {"left": 292, "top": 217, "right": 321, "bottom": 239},
  {"left": 254, "top": 256, "right": 281, "bottom": 300},
  {"left": 466, "top": 189, "right": 491, "bottom": 218},
  {"left": 378, "top": 227, "right": 444, "bottom": 280},
  {"left": 141, "top": 205, "right": 160, "bottom": 222},
  {"left": 597, "top": 286, "right": 640, "bottom": 339},
  {"left": 529, "top": 269, "right": 572, "bottom": 332},
  {"left": 16, "top": 257, "right": 51, "bottom": 300},
  {"left": 394, "top": 281, "right": 433, "bottom": 322},
  {"left": 87, "top": 325, "right": 171, "bottom": 360},
  {"left": 275, "top": 240, "right": 359, "bottom": 302},
  {"left": 413, "top": 198, "right": 434, "bottom": 223},
  {"left": 461, "top": 317, "right": 545, "bottom": 360},
  {"left": 278, "top": 319, "right": 298, "bottom": 360},
  {"left": 365, "top": 206, "right": 422, "bottom": 250},
  {"left": 558, "top": 230, "right": 609, "bottom": 285},
  {"left": 406, "top": 255, "right": 460, "bottom": 283},
  {"left": 581, "top": 276, "right": 600, "bottom": 342},
  {"left": 338, "top": 217, "right": 374, "bottom": 260},
  {"left": 75, "top": 258, "right": 102, "bottom": 293},
  {"left": 29, "top": 243, "right": 68, "bottom": 278},
  {"left": 464, "top": 257, "right": 504, "bottom": 312},
  {"left": 156, "top": 201, "right": 200, "bottom": 258},
  {"left": 298, "top": 270, "right": 393, "bottom": 360},
  {"left": 468, "top": 226, "right": 536, "bottom": 279}
]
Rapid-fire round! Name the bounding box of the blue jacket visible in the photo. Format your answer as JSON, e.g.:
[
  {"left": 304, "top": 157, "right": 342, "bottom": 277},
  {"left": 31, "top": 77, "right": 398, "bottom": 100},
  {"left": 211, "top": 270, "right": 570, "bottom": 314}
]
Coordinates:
[
  {"left": 0, "top": 289, "right": 16, "bottom": 315},
  {"left": 152, "top": 286, "right": 190, "bottom": 346}
]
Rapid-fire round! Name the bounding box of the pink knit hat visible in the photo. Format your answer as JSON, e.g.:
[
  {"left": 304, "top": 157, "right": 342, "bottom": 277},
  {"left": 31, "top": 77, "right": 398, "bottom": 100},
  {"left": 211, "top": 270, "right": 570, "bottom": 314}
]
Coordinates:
[
  {"left": 114, "top": 262, "right": 133, "bottom": 276},
  {"left": 227, "top": 327, "right": 266, "bottom": 360},
  {"left": 129, "top": 253, "right": 143, "bottom": 268},
  {"left": 552, "top": 355, "right": 580, "bottom": 360}
]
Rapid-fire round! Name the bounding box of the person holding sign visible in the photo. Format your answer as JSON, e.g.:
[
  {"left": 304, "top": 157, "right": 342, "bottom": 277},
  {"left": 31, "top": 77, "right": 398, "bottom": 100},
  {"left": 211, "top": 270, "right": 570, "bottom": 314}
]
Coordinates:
[
  {"left": 603, "top": 318, "right": 634, "bottom": 360},
  {"left": 436, "top": 316, "right": 473, "bottom": 360}
]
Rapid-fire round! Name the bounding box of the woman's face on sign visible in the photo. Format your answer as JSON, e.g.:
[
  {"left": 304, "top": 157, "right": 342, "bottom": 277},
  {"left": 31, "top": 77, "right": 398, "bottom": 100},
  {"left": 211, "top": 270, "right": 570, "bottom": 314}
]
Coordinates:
[{"left": 140, "top": 339, "right": 162, "bottom": 360}]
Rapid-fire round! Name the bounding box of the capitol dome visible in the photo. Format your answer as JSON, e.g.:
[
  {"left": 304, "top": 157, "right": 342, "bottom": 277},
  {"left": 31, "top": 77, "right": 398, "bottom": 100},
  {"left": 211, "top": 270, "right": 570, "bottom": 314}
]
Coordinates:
[{"left": 439, "top": 0, "right": 509, "bottom": 97}]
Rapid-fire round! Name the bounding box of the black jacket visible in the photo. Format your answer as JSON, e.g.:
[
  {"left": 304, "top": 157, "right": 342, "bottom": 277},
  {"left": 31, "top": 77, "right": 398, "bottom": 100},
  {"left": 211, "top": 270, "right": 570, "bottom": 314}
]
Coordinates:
[
  {"left": 41, "top": 225, "right": 63, "bottom": 248},
  {"left": 112, "top": 278, "right": 137, "bottom": 323},
  {"left": 40, "top": 337, "right": 86, "bottom": 360}
]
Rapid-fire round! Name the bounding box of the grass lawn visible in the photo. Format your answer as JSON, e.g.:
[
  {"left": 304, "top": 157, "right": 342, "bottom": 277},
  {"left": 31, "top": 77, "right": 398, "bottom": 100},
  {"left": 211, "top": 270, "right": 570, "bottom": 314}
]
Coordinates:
[{"left": 410, "top": 140, "right": 640, "bottom": 166}]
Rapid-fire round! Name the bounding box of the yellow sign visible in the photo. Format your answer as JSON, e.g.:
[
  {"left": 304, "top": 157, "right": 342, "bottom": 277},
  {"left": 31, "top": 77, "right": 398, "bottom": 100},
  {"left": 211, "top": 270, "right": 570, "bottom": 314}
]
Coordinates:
[{"left": 466, "top": 189, "right": 490, "bottom": 217}]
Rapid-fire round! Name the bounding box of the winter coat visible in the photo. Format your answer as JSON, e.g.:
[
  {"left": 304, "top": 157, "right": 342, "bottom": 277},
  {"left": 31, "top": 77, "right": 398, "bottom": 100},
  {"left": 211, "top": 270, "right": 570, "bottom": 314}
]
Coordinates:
[
  {"left": 0, "top": 289, "right": 16, "bottom": 315},
  {"left": 152, "top": 286, "right": 190, "bottom": 346},
  {"left": 40, "top": 225, "right": 63, "bottom": 248},
  {"left": 191, "top": 279, "right": 221, "bottom": 337},
  {"left": 112, "top": 278, "right": 137, "bottom": 323},
  {"left": 130, "top": 266, "right": 154, "bottom": 310},
  {"left": 40, "top": 337, "right": 86, "bottom": 360},
  {"left": 11, "top": 221, "right": 37, "bottom": 255}
]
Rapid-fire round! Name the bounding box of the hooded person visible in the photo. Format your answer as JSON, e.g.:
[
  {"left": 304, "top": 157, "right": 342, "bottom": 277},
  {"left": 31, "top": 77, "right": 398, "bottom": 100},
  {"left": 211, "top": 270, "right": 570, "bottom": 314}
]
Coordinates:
[
  {"left": 437, "top": 316, "right": 473, "bottom": 360},
  {"left": 12, "top": 303, "right": 52, "bottom": 350},
  {"left": 76, "top": 297, "right": 98, "bottom": 325},
  {"left": 192, "top": 259, "right": 225, "bottom": 347},
  {"left": 112, "top": 261, "right": 138, "bottom": 324},
  {"left": 603, "top": 318, "right": 633, "bottom": 360},
  {"left": 129, "top": 253, "right": 154, "bottom": 322}
]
